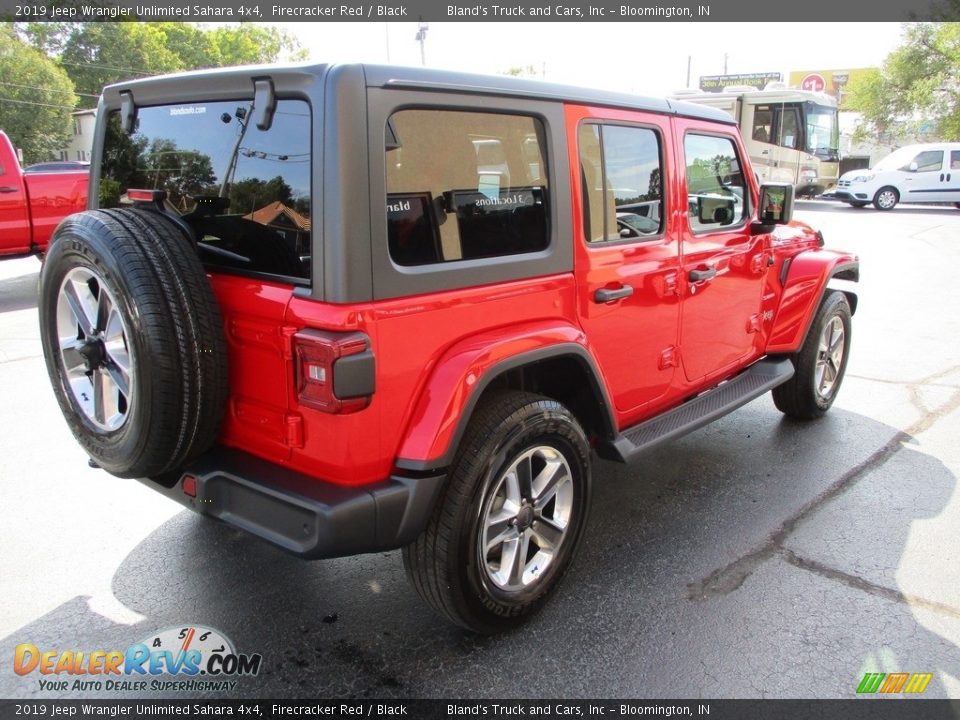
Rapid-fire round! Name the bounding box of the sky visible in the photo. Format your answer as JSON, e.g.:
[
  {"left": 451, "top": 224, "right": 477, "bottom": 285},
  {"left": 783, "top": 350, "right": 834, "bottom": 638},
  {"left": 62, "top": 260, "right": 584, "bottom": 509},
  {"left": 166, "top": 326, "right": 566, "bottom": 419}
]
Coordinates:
[{"left": 276, "top": 22, "right": 907, "bottom": 97}]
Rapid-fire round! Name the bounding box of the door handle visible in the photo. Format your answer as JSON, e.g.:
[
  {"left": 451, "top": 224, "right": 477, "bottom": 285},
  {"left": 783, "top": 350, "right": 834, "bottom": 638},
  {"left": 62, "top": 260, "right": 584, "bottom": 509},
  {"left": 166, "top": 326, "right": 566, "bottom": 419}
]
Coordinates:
[
  {"left": 689, "top": 267, "right": 717, "bottom": 282},
  {"left": 593, "top": 285, "right": 634, "bottom": 303},
  {"left": 0, "top": 186, "right": 19, "bottom": 194}
]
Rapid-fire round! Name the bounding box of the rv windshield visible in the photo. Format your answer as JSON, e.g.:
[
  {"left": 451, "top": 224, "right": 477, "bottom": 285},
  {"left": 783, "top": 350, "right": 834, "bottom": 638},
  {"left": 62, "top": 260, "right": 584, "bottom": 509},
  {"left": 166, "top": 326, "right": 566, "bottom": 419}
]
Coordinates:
[{"left": 804, "top": 103, "right": 839, "bottom": 161}]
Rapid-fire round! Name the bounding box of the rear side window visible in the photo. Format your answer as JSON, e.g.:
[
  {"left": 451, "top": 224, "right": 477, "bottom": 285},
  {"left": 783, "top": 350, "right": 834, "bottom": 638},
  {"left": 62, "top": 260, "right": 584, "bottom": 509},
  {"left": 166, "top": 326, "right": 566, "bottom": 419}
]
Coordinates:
[
  {"left": 385, "top": 109, "right": 549, "bottom": 266},
  {"left": 101, "top": 99, "right": 312, "bottom": 282},
  {"left": 578, "top": 123, "right": 664, "bottom": 243},
  {"left": 684, "top": 134, "right": 747, "bottom": 233}
]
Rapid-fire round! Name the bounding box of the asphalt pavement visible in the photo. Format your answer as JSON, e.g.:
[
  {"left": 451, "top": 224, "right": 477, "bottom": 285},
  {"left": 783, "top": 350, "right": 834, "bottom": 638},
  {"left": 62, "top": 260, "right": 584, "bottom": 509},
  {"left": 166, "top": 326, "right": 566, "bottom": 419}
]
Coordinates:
[{"left": 1, "top": 201, "right": 958, "bottom": 700}]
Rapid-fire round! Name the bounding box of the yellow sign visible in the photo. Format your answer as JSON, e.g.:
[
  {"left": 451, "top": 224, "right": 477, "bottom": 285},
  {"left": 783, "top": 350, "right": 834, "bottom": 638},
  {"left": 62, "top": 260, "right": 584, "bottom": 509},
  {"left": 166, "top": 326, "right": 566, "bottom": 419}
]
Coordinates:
[{"left": 788, "top": 68, "right": 875, "bottom": 107}]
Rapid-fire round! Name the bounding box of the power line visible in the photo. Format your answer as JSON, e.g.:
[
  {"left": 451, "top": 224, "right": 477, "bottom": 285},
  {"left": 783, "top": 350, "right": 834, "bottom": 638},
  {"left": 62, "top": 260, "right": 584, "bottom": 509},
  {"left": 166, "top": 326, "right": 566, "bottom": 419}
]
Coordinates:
[
  {"left": 0, "top": 96, "right": 78, "bottom": 110},
  {"left": 0, "top": 81, "right": 100, "bottom": 99},
  {"left": 55, "top": 59, "right": 154, "bottom": 77}
]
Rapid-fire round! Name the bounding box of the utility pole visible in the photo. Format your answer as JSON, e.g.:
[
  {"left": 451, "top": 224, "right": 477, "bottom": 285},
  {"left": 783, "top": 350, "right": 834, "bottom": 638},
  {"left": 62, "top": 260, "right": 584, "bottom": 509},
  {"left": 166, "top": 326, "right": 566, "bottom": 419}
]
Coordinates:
[
  {"left": 687, "top": 55, "right": 691, "bottom": 88},
  {"left": 415, "top": 19, "right": 428, "bottom": 66},
  {"left": 723, "top": 53, "right": 728, "bottom": 74}
]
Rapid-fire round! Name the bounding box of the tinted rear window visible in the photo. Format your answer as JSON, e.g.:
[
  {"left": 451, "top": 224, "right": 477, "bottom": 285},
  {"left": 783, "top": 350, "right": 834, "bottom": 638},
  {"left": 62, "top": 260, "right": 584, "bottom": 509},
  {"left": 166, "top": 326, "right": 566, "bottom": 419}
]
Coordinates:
[
  {"left": 385, "top": 109, "right": 549, "bottom": 267},
  {"left": 101, "top": 99, "right": 312, "bottom": 283}
]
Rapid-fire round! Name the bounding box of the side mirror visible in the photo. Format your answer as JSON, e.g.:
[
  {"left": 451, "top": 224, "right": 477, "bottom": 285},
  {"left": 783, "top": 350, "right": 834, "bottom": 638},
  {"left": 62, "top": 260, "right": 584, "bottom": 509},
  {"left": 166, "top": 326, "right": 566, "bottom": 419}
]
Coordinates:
[
  {"left": 908, "top": 161, "right": 919, "bottom": 172},
  {"left": 752, "top": 183, "right": 793, "bottom": 233}
]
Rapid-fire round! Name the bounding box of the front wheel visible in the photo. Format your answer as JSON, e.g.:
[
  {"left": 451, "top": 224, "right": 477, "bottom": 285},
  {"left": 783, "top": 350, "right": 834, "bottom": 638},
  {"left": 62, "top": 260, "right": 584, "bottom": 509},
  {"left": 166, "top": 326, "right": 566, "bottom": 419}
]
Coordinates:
[
  {"left": 773, "top": 291, "right": 852, "bottom": 420},
  {"left": 873, "top": 186, "right": 899, "bottom": 211},
  {"left": 403, "top": 391, "right": 591, "bottom": 633}
]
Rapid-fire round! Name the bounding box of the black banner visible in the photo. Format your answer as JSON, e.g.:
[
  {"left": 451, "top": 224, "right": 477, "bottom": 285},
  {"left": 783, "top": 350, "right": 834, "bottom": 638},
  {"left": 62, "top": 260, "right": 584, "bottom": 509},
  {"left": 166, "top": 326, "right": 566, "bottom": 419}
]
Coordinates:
[
  {"left": 2, "top": 700, "right": 960, "bottom": 720},
  {"left": 0, "top": 0, "right": 957, "bottom": 22}
]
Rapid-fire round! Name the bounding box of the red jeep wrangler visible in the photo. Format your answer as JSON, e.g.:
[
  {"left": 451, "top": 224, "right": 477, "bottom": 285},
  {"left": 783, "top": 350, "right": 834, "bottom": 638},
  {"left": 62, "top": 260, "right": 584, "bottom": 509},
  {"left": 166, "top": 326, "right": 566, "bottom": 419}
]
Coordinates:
[{"left": 38, "top": 64, "right": 858, "bottom": 633}]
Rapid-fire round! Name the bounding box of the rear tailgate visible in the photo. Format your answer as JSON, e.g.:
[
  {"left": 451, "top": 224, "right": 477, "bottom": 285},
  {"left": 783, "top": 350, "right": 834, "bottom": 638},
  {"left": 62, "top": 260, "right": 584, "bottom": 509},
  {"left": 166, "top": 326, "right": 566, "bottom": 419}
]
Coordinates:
[{"left": 22, "top": 171, "right": 89, "bottom": 250}]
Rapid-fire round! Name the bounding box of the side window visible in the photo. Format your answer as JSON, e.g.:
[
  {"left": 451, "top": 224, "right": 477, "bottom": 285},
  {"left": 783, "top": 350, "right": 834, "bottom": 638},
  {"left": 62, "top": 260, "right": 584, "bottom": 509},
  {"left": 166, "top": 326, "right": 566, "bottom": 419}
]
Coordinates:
[
  {"left": 751, "top": 107, "right": 773, "bottom": 143},
  {"left": 778, "top": 108, "right": 801, "bottom": 150},
  {"left": 577, "top": 123, "right": 664, "bottom": 243},
  {"left": 951, "top": 151, "right": 960, "bottom": 170},
  {"left": 385, "top": 109, "right": 548, "bottom": 267},
  {"left": 909, "top": 150, "right": 943, "bottom": 172},
  {"left": 684, "top": 134, "right": 747, "bottom": 234}
]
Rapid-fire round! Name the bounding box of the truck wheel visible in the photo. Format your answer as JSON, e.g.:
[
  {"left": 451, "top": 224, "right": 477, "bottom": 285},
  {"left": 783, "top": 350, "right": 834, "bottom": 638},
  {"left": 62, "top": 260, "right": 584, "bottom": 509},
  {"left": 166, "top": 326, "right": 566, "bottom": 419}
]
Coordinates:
[
  {"left": 403, "top": 391, "right": 591, "bottom": 633},
  {"left": 39, "top": 209, "right": 228, "bottom": 478},
  {"left": 772, "top": 291, "right": 851, "bottom": 420},
  {"left": 873, "top": 187, "right": 899, "bottom": 211}
]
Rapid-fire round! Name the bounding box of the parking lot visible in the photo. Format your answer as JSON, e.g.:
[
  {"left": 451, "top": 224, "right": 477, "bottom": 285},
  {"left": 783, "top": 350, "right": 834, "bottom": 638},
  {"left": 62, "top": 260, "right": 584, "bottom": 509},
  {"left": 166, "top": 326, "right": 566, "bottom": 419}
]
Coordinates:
[{"left": 1, "top": 200, "right": 958, "bottom": 699}]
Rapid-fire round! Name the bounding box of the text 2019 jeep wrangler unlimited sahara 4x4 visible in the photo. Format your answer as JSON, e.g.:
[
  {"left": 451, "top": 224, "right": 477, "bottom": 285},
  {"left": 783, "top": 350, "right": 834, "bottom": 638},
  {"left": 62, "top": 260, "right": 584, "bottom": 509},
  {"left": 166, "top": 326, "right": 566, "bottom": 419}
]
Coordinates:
[{"left": 39, "top": 64, "right": 858, "bottom": 633}]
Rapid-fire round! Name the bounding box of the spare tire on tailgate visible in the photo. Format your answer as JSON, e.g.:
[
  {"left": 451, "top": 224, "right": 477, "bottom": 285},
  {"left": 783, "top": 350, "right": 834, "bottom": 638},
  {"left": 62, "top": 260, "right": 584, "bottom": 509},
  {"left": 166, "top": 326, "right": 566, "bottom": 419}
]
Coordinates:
[{"left": 39, "top": 208, "right": 229, "bottom": 478}]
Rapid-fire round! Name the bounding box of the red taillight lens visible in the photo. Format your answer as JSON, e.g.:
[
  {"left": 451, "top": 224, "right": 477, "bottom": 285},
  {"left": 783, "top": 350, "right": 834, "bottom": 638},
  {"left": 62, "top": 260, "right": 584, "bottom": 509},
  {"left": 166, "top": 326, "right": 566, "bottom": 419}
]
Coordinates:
[
  {"left": 126, "top": 188, "right": 167, "bottom": 203},
  {"left": 294, "top": 330, "right": 374, "bottom": 414},
  {"left": 182, "top": 475, "right": 198, "bottom": 498}
]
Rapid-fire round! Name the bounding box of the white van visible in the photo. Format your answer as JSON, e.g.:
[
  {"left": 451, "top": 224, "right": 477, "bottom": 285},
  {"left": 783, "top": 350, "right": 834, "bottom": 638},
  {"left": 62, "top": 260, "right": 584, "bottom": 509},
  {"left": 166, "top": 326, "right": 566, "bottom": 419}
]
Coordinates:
[{"left": 835, "top": 142, "right": 960, "bottom": 210}]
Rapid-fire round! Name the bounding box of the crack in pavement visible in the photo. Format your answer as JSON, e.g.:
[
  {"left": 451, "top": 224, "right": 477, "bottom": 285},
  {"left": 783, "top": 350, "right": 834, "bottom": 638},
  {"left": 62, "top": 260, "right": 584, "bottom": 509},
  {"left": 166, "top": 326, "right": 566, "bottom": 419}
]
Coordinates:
[
  {"left": 779, "top": 548, "right": 960, "bottom": 621},
  {"left": 688, "top": 367, "right": 960, "bottom": 613}
]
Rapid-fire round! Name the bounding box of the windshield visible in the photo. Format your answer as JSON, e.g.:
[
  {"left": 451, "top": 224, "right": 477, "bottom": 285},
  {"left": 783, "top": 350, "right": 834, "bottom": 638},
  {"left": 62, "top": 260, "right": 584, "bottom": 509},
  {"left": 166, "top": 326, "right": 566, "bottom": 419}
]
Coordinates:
[
  {"left": 804, "top": 102, "right": 839, "bottom": 160},
  {"left": 101, "top": 98, "right": 312, "bottom": 282},
  {"left": 873, "top": 147, "right": 922, "bottom": 171}
]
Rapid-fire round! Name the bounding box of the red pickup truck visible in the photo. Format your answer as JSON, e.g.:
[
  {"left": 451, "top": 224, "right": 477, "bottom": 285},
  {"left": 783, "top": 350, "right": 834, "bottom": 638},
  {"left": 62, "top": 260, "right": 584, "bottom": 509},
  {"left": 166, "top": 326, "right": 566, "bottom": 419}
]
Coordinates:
[{"left": 0, "top": 130, "right": 88, "bottom": 257}]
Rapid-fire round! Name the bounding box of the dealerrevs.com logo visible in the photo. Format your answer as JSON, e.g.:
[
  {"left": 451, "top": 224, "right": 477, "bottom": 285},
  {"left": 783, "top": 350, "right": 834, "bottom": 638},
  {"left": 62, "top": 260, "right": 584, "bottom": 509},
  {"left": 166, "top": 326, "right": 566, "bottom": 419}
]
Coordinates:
[{"left": 14, "top": 625, "right": 262, "bottom": 693}]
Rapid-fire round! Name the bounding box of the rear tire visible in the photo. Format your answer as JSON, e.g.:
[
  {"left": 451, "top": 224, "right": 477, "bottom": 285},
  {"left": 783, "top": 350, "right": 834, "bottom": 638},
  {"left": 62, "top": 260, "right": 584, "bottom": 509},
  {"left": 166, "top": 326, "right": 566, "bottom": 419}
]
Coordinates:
[
  {"left": 772, "top": 291, "right": 852, "bottom": 420},
  {"left": 403, "top": 391, "right": 591, "bottom": 633},
  {"left": 39, "top": 209, "right": 228, "bottom": 478}
]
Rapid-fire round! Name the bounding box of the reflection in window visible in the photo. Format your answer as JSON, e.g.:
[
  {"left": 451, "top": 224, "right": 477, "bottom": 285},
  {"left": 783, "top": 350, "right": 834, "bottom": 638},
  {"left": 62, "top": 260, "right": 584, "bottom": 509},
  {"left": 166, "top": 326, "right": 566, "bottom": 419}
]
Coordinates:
[
  {"left": 102, "top": 99, "right": 312, "bottom": 281},
  {"left": 752, "top": 108, "right": 773, "bottom": 143},
  {"left": 684, "top": 134, "right": 747, "bottom": 233},
  {"left": 385, "top": 109, "right": 549, "bottom": 266},
  {"left": 578, "top": 123, "right": 663, "bottom": 243},
  {"left": 910, "top": 151, "right": 943, "bottom": 173}
]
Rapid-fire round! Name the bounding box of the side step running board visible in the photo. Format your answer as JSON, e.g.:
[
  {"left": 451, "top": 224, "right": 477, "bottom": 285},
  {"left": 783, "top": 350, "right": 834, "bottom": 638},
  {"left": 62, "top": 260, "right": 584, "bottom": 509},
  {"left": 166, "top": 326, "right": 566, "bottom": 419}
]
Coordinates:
[{"left": 598, "top": 358, "right": 794, "bottom": 464}]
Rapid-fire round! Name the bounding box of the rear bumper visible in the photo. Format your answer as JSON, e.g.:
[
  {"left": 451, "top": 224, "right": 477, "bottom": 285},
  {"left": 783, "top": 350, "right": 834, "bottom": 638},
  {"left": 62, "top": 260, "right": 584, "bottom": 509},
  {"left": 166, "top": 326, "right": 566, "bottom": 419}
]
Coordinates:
[{"left": 143, "top": 447, "right": 445, "bottom": 559}]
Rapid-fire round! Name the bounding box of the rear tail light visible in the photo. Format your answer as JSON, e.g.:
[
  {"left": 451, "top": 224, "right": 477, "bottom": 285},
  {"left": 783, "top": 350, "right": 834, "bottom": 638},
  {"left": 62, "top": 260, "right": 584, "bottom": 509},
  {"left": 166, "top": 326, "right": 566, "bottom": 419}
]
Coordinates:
[
  {"left": 294, "top": 330, "right": 375, "bottom": 414},
  {"left": 126, "top": 188, "right": 167, "bottom": 203}
]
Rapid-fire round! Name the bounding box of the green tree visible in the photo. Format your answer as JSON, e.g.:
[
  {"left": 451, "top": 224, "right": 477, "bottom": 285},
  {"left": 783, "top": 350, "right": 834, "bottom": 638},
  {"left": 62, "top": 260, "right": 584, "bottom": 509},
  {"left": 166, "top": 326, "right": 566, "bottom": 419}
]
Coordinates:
[
  {"left": 228, "top": 176, "right": 293, "bottom": 215},
  {"left": 142, "top": 138, "right": 217, "bottom": 198},
  {"left": 502, "top": 65, "right": 539, "bottom": 78},
  {"left": 0, "top": 25, "right": 76, "bottom": 163},
  {"left": 58, "top": 23, "right": 182, "bottom": 108},
  {"left": 12, "top": 22, "right": 304, "bottom": 109},
  {"left": 207, "top": 25, "right": 306, "bottom": 66},
  {"left": 846, "top": 23, "right": 960, "bottom": 142}
]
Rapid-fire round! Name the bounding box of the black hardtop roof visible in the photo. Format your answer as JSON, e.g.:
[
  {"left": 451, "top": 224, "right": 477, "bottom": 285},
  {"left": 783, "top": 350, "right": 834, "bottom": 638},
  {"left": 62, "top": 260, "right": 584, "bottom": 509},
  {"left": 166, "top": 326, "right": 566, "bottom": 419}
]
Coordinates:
[{"left": 102, "top": 62, "right": 735, "bottom": 125}]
